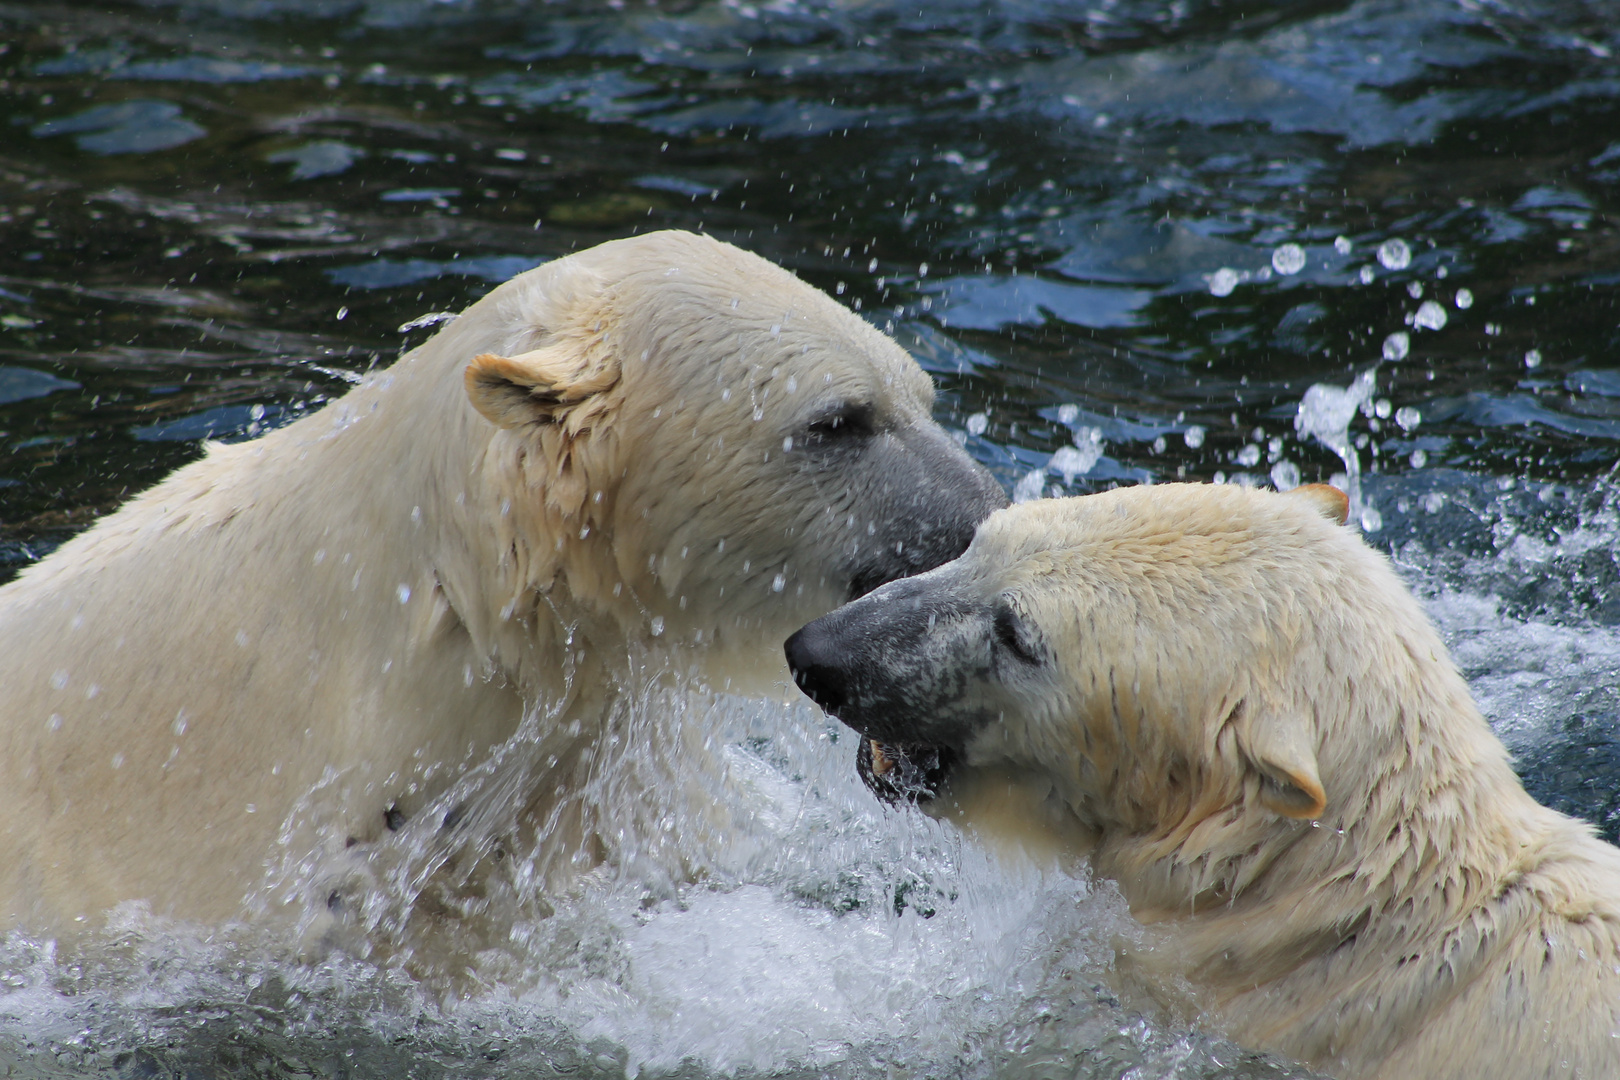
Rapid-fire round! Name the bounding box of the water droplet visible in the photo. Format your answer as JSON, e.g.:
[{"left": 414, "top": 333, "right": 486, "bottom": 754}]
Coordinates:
[
  {"left": 1407, "top": 281, "right": 1424, "bottom": 299},
  {"left": 1271, "top": 243, "right": 1306, "bottom": 276},
  {"left": 1334, "top": 236, "right": 1353, "bottom": 255},
  {"left": 173, "top": 711, "right": 188, "bottom": 736},
  {"left": 1383, "top": 332, "right": 1410, "bottom": 361},
  {"left": 1374, "top": 399, "right": 1392, "bottom": 419},
  {"left": 1012, "top": 469, "right": 1046, "bottom": 503},
  {"left": 1409, "top": 449, "right": 1428, "bottom": 468},
  {"left": 1151, "top": 435, "right": 1167, "bottom": 454},
  {"left": 772, "top": 573, "right": 786, "bottom": 593},
  {"left": 47, "top": 713, "right": 63, "bottom": 732},
  {"left": 1455, "top": 288, "right": 1473, "bottom": 309},
  {"left": 1183, "top": 425, "right": 1206, "bottom": 449},
  {"left": 235, "top": 630, "right": 250, "bottom": 647},
  {"left": 1208, "top": 267, "right": 1240, "bottom": 297},
  {"left": 1359, "top": 265, "right": 1376, "bottom": 285},
  {"left": 782, "top": 435, "right": 794, "bottom": 452},
  {"left": 396, "top": 584, "right": 411, "bottom": 604},
  {"left": 50, "top": 669, "right": 68, "bottom": 690},
  {"left": 650, "top": 616, "right": 664, "bottom": 637},
  {"left": 1413, "top": 300, "right": 1447, "bottom": 331},
  {"left": 249, "top": 403, "right": 266, "bottom": 421},
  {"left": 918, "top": 262, "right": 929, "bottom": 278},
  {"left": 1235, "top": 444, "right": 1261, "bottom": 467},
  {"left": 1525, "top": 349, "right": 1543, "bottom": 368},
  {"left": 1377, "top": 238, "right": 1411, "bottom": 270},
  {"left": 965, "top": 413, "right": 988, "bottom": 436},
  {"left": 1270, "top": 461, "right": 1301, "bottom": 490},
  {"left": 111, "top": 753, "right": 125, "bottom": 769},
  {"left": 1395, "top": 406, "right": 1421, "bottom": 432},
  {"left": 1056, "top": 404, "right": 1079, "bottom": 425},
  {"left": 1360, "top": 506, "right": 1383, "bottom": 532}
]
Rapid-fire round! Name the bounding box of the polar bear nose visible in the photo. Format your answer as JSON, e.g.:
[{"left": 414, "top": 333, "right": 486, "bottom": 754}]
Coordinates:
[{"left": 784, "top": 621, "right": 850, "bottom": 716}]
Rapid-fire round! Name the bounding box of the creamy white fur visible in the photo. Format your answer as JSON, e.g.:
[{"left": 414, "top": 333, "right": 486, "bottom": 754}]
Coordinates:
[
  {"left": 903, "top": 485, "right": 1620, "bottom": 1079},
  {"left": 0, "top": 230, "right": 970, "bottom": 947}
]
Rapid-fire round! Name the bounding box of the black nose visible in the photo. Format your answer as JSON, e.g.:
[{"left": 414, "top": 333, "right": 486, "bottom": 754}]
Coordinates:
[{"left": 784, "top": 619, "right": 849, "bottom": 715}]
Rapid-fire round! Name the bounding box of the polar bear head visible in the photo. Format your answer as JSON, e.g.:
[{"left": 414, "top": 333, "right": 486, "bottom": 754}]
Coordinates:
[
  {"left": 784, "top": 483, "right": 1425, "bottom": 849},
  {"left": 455, "top": 231, "right": 1006, "bottom": 669}
]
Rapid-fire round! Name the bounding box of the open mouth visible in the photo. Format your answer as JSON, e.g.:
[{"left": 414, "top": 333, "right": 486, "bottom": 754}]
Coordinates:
[{"left": 855, "top": 737, "right": 957, "bottom": 805}]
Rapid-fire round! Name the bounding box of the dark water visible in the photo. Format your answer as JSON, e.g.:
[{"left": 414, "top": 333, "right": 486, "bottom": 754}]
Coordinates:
[{"left": 1, "top": 0, "right": 1619, "bottom": 1077}]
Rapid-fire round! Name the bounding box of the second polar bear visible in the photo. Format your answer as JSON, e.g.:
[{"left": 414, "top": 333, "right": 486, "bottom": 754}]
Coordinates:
[
  {"left": 0, "top": 230, "right": 1005, "bottom": 949},
  {"left": 787, "top": 483, "right": 1620, "bottom": 1080}
]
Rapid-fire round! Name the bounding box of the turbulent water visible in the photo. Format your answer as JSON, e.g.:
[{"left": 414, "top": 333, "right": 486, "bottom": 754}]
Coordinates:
[{"left": 1, "top": 0, "right": 1618, "bottom": 1077}]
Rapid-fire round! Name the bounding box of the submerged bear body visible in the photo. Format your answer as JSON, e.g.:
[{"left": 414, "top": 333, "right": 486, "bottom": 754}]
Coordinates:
[
  {"left": 789, "top": 483, "right": 1620, "bottom": 1080},
  {"left": 0, "top": 231, "right": 1005, "bottom": 946}
]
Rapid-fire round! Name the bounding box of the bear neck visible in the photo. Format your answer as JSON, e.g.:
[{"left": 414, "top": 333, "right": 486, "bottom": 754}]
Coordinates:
[{"left": 1093, "top": 593, "right": 1594, "bottom": 1070}]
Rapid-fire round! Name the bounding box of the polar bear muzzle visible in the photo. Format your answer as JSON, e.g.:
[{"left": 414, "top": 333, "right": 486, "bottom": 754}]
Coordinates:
[{"left": 786, "top": 567, "right": 1015, "bottom": 799}]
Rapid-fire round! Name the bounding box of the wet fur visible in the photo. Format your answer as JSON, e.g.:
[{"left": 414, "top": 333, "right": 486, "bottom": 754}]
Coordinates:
[
  {"left": 791, "top": 484, "right": 1620, "bottom": 1080},
  {"left": 0, "top": 230, "right": 1003, "bottom": 950}
]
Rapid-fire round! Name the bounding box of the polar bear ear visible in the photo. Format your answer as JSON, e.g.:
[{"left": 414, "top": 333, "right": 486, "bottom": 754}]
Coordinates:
[
  {"left": 465, "top": 345, "right": 620, "bottom": 431},
  {"left": 1233, "top": 702, "right": 1327, "bottom": 820},
  {"left": 1285, "top": 483, "right": 1350, "bottom": 525}
]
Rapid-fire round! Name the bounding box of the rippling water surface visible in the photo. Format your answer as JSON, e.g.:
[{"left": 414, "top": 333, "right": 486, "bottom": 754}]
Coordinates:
[{"left": 2, "top": 0, "right": 1618, "bottom": 1077}]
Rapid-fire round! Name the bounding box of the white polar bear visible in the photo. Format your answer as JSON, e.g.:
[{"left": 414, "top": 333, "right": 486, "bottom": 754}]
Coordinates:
[
  {"left": 0, "top": 230, "right": 1005, "bottom": 950},
  {"left": 787, "top": 483, "right": 1620, "bottom": 1080}
]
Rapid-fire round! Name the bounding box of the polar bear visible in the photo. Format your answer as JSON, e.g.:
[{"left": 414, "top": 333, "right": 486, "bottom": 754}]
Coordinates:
[
  {"left": 786, "top": 483, "right": 1620, "bottom": 1080},
  {"left": 0, "top": 230, "right": 1005, "bottom": 948}
]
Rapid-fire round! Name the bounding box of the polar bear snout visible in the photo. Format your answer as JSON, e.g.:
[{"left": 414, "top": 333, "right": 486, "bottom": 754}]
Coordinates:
[
  {"left": 839, "top": 423, "right": 1007, "bottom": 601},
  {"left": 786, "top": 570, "right": 997, "bottom": 751}
]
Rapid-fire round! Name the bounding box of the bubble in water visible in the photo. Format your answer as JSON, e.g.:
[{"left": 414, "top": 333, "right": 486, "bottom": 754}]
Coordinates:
[
  {"left": 1395, "top": 406, "right": 1421, "bottom": 431},
  {"left": 1271, "top": 243, "right": 1306, "bottom": 276},
  {"left": 1235, "top": 444, "right": 1261, "bottom": 467},
  {"left": 1270, "top": 461, "right": 1301, "bottom": 490},
  {"left": 1377, "top": 238, "right": 1411, "bottom": 270},
  {"left": 1383, "top": 332, "right": 1410, "bottom": 361},
  {"left": 965, "top": 413, "right": 988, "bottom": 436},
  {"left": 1013, "top": 469, "right": 1046, "bottom": 503},
  {"left": 1360, "top": 506, "right": 1383, "bottom": 532},
  {"left": 1525, "top": 349, "right": 1543, "bottom": 368},
  {"left": 1207, "top": 267, "right": 1241, "bottom": 297},
  {"left": 1056, "top": 404, "right": 1079, "bottom": 425},
  {"left": 1413, "top": 300, "right": 1448, "bottom": 331},
  {"left": 1455, "top": 288, "right": 1474, "bottom": 309},
  {"left": 1410, "top": 449, "right": 1428, "bottom": 468},
  {"left": 1334, "top": 236, "right": 1354, "bottom": 255},
  {"left": 1359, "top": 265, "right": 1376, "bottom": 285},
  {"left": 1183, "top": 425, "right": 1206, "bottom": 449}
]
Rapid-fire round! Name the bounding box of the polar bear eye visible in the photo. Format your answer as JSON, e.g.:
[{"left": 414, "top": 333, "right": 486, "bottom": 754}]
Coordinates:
[
  {"left": 993, "top": 604, "right": 1042, "bottom": 666},
  {"left": 806, "top": 402, "right": 875, "bottom": 442}
]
